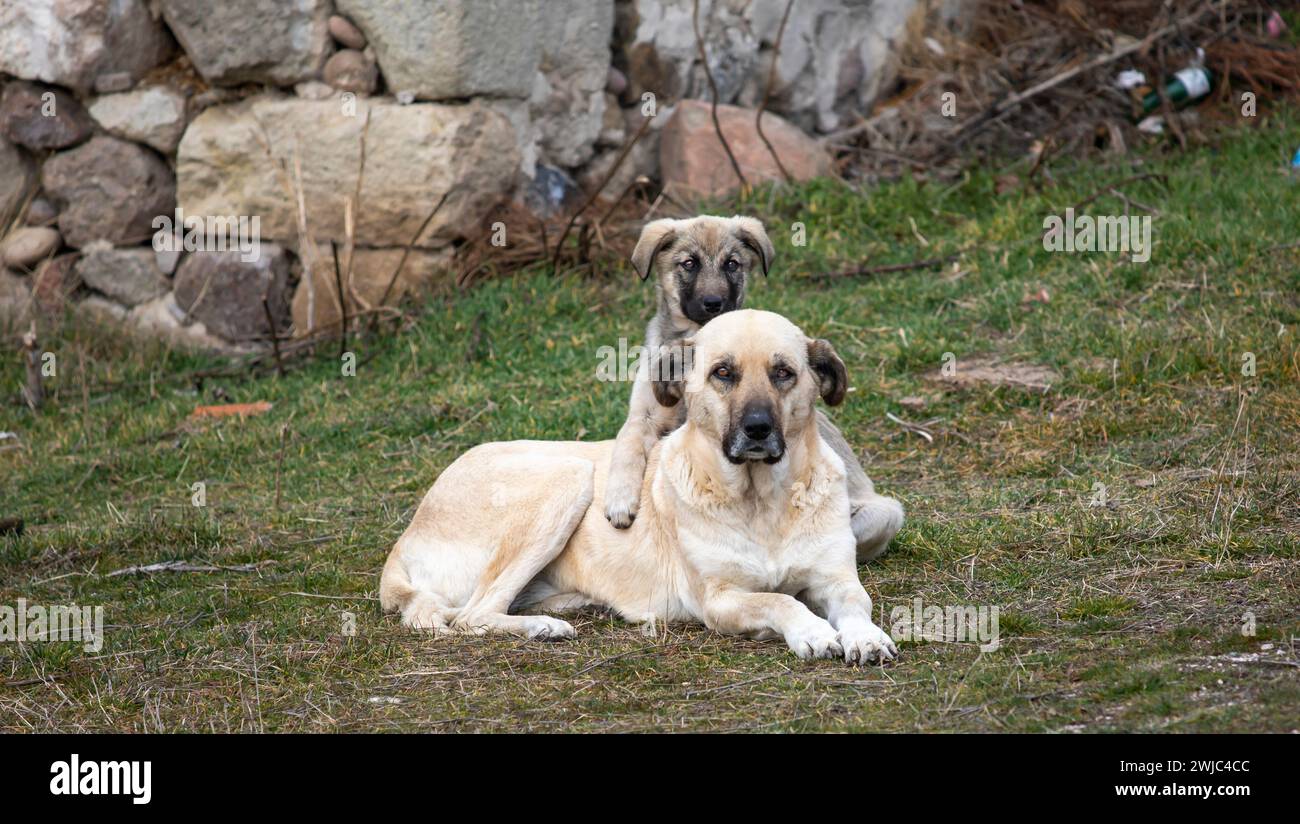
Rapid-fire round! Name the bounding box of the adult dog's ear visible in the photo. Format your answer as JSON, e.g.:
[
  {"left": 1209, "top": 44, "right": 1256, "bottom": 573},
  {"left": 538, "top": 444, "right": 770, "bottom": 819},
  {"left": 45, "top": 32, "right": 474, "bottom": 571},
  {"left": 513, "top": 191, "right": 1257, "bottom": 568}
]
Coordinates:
[
  {"left": 731, "top": 216, "right": 774, "bottom": 276},
  {"left": 650, "top": 340, "right": 691, "bottom": 407},
  {"left": 631, "top": 219, "right": 679, "bottom": 281},
  {"left": 807, "top": 338, "right": 848, "bottom": 406}
]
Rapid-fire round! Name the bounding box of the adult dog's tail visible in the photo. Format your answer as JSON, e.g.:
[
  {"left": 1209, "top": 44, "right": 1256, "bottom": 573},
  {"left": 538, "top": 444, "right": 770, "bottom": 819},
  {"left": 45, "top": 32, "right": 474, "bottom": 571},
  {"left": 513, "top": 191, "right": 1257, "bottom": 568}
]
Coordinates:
[
  {"left": 379, "top": 548, "right": 415, "bottom": 614},
  {"left": 379, "top": 545, "right": 455, "bottom": 631}
]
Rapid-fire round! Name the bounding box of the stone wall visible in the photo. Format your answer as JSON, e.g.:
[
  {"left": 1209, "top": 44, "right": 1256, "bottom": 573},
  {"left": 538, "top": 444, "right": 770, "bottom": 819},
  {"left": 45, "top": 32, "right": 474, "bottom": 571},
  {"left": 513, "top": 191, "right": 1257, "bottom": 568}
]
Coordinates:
[{"left": 1, "top": 0, "right": 920, "bottom": 351}]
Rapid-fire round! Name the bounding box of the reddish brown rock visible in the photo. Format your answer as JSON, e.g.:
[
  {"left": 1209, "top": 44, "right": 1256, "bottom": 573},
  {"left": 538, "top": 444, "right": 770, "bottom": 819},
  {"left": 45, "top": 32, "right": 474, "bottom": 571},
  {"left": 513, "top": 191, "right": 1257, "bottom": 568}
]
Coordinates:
[
  {"left": 327, "top": 14, "right": 367, "bottom": 49},
  {"left": 33, "top": 253, "right": 81, "bottom": 314},
  {"left": 42, "top": 136, "right": 176, "bottom": 247},
  {"left": 173, "top": 246, "right": 293, "bottom": 343},
  {"left": 0, "top": 82, "right": 94, "bottom": 150},
  {"left": 322, "top": 49, "right": 378, "bottom": 95},
  {"left": 659, "top": 100, "right": 831, "bottom": 198}
]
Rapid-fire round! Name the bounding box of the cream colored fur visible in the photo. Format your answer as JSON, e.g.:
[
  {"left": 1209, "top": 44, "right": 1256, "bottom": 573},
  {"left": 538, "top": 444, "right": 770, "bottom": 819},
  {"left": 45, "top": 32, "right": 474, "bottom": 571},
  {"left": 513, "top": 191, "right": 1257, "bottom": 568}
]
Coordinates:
[
  {"left": 380, "top": 310, "right": 899, "bottom": 664},
  {"left": 603, "top": 215, "right": 903, "bottom": 561}
]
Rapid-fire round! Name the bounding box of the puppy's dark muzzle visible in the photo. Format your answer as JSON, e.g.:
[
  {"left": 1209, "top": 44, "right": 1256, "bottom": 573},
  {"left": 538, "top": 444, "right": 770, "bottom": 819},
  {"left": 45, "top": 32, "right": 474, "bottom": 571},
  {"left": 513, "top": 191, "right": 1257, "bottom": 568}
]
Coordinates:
[{"left": 685, "top": 295, "right": 734, "bottom": 324}]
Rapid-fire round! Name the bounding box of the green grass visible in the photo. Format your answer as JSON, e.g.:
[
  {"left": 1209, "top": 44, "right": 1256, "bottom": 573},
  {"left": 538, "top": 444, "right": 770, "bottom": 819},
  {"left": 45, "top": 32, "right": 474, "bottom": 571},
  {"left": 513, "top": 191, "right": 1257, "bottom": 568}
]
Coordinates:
[{"left": 2, "top": 111, "right": 1298, "bottom": 732}]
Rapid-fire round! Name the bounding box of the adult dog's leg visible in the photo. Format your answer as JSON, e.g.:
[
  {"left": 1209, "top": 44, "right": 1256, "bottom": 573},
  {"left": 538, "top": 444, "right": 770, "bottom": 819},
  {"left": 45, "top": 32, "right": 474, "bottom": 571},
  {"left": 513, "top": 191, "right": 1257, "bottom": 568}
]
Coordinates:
[
  {"left": 453, "top": 457, "right": 594, "bottom": 640},
  {"left": 816, "top": 410, "right": 904, "bottom": 562},
  {"left": 850, "top": 494, "right": 905, "bottom": 561},
  {"left": 700, "top": 585, "right": 844, "bottom": 660},
  {"left": 803, "top": 575, "right": 898, "bottom": 665}
]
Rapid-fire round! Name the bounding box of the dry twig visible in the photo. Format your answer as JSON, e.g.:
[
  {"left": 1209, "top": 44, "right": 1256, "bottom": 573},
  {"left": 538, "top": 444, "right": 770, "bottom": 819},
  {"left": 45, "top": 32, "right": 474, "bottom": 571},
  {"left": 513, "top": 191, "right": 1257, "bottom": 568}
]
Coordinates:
[
  {"left": 20, "top": 322, "right": 43, "bottom": 411},
  {"left": 755, "top": 0, "right": 796, "bottom": 183}
]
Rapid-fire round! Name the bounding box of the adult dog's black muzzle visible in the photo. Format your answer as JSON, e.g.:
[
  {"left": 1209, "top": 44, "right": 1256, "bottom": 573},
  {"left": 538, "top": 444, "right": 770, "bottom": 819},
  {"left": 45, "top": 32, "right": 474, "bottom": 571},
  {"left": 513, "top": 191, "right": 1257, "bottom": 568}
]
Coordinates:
[{"left": 724, "top": 405, "right": 784, "bottom": 464}]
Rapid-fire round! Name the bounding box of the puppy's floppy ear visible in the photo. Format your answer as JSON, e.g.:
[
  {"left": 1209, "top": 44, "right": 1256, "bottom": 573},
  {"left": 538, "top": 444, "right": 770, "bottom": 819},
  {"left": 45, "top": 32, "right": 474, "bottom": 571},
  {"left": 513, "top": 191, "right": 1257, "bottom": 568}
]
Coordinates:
[
  {"left": 806, "top": 338, "right": 848, "bottom": 406},
  {"left": 650, "top": 339, "right": 692, "bottom": 407},
  {"left": 730, "top": 216, "right": 774, "bottom": 276},
  {"left": 631, "top": 219, "right": 679, "bottom": 281}
]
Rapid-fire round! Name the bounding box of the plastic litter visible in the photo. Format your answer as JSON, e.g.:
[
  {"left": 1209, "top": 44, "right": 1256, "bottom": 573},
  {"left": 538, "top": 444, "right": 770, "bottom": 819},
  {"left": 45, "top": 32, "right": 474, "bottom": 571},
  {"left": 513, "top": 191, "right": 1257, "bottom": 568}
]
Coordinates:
[
  {"left": 1115, "top": 70, "right": 1146, "bottom": 90},
  {"left": 1266, "top": 11, "right": 1287, "bottom": 38},
  {"left": 1137, "top": 115, "right": 1165, "bottom": 134}
]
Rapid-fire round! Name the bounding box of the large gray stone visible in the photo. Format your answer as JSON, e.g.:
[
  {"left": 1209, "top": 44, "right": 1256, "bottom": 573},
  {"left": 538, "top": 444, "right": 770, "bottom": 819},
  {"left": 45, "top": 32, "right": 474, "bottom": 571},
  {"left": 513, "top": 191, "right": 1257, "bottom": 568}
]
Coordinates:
[
  {"left": 177, "top": 96, "right": 520, "bottom": 248},
  {"left": 75, "top": 243, "right": 170, "bottom": 306},
  {"left": 0, "top": 138, "right": 36, "bottom": 224},
  {"left": 43, "top": 136, "right": 176, "bottom": 247},
  {"left": 529, "top": 1, "right": 615, "bottom": 169},
  {"left": 616, "top": 0, "right": 919, "bottom": 133},
  {"left": 160, "top": 0, "right": 332, "bottom": 87},
  {"left": 0, "top": 0, "right": 173, "bottom": 93},
  {"left": 337, "top": 0, "right": 542, "bottom": 100},
  {"left": 88, "top": 85, "right": 189, "bottom": 154},
  {"left": 173, "top": 246, "right": 293, "bottom": 342},
  {"left": 0, "top": 82, "right": 95, "bottom": 150}
]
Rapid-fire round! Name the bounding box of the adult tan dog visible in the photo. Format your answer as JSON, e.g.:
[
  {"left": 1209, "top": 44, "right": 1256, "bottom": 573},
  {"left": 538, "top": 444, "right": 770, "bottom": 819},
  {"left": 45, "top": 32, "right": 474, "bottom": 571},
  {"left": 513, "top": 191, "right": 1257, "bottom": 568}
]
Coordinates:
[
  {"left": 603, "top": 215, "right": 904, "bottom": 563},
  {"left": 380, "top": 309, "right": 899, "bottom": 664}
]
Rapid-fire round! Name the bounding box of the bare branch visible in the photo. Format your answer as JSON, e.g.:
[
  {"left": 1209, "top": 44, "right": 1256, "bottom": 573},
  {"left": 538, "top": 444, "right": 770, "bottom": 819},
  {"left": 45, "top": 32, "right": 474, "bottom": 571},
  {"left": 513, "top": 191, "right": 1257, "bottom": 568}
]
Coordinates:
[
  {"left": 756, "top": 0, "right": 795, "bottom": 183},
  {"left": 694, "top": 0, "right": 747, "bottom": 189}
]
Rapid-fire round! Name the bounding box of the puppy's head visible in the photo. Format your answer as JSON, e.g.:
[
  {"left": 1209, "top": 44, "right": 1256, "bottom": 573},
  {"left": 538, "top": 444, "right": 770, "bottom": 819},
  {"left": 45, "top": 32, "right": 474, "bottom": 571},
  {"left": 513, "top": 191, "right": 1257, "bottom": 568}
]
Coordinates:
[
  {"left": 653, "top": 309, "right": 847, "bottom": 465},
  {"left": 631, "top": 215, "right": 773, "bottom": 326}
]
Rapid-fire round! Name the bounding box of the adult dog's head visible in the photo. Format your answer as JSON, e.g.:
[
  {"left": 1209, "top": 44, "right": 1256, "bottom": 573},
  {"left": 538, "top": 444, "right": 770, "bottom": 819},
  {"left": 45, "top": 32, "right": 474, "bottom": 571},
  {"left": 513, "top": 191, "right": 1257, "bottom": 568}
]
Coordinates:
[
  {"left": 653, "top": 310, "right": 847, "bottom": 465},
  {"left": 631, "top": 215, "right": 774, "bottom": 327}
]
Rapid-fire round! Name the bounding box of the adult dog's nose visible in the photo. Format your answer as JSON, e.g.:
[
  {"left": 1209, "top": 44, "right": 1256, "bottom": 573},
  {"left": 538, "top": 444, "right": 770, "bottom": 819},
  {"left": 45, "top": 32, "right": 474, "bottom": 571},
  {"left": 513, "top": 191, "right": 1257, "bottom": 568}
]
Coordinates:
[
  {"left": 741, "top": 409, "right": 773, "bottom": 440},
  {"left": 700, "top": 296, "right": 725, "bottom": 315}
]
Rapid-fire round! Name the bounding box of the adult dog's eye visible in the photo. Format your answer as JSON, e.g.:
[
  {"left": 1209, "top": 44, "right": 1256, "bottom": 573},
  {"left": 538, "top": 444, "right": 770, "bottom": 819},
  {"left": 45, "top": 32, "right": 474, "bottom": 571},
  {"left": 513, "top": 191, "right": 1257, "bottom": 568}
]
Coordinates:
[
  {"left": 772, "top": 367, "right": 794, "bottom": 382},
  {"left": 681, "top": 257, "right": 698, "bottom": 272},
  {"left": 712, "top": 365, "right": 732, "bottom": 381},
  {"left": 724, "top": 258, "right": 739, "bottom": 273}
]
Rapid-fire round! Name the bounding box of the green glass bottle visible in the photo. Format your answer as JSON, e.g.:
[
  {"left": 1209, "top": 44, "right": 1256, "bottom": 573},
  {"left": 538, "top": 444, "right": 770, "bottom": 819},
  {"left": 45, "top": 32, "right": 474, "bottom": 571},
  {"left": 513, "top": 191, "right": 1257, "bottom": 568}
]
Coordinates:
[{"left": 1140, "top": 66, "right": 1213, "bottom": 114}]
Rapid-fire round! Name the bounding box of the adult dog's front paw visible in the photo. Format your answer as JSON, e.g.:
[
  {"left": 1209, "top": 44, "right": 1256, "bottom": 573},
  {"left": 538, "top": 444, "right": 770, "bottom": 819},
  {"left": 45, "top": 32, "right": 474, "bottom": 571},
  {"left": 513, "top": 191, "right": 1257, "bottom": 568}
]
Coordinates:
[
  {"left": 786, "top": 621, "right": 843, "bottom": 661},
  {"left": 603, "top": 478, "right": 640, "bottom": 529},
  {"left": 838, "top": 621, "right": 898, "bottom": 665}
]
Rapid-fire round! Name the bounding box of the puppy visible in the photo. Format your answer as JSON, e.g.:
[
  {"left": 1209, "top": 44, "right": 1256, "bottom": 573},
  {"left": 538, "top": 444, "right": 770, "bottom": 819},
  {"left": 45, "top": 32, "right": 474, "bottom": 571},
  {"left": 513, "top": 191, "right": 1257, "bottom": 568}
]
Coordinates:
[
  {"left": 603, "top": 215, "right": 904, "bottom": 561},
  {"left": 380, "top": 310, "right": 898, "bottom": 663}
]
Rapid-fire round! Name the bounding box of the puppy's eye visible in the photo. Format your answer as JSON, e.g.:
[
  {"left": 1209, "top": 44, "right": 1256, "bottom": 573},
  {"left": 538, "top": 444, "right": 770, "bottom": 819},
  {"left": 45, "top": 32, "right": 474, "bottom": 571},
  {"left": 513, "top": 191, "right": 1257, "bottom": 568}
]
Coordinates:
[
  {"left": 724, "top": 258, "right": 739, "bottom": 273},
  {"left": 712, "top": 365, "right": 733, "bottom": 381},
  {"left": 772, "top": 367, "right": 794, "bottom": 382},
  {"left": 681, "top": 257, "right": 698, "bottom": 272}
]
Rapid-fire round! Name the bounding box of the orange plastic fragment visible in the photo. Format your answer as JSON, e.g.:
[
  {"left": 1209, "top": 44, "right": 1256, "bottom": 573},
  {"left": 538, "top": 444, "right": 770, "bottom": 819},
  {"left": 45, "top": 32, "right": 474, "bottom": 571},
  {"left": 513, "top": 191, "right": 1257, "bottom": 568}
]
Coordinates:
[{"left": 189, "top": 401, "right": 273, "bottom": 419}]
